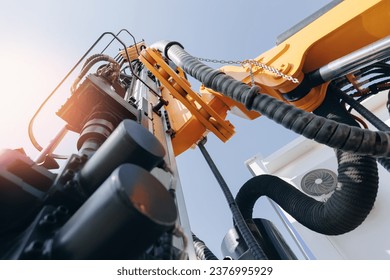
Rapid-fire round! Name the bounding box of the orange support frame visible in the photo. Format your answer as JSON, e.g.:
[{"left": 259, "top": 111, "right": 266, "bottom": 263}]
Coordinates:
[{"left": 140, "top": 48, "right": 235, "bottom": 155}]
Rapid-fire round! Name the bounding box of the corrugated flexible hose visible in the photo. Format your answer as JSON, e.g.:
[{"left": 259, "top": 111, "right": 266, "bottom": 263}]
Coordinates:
[
  {"left": 236, "top": 93, "right": 379, "bottom": 235},
  {"left": 235, "top": 152, "right": 378, "bottom": 235},
  {"left": 192, "top": 233, "right": 219, "bottom": 260},
  {"left": 152, "top": 41, "right": 390, "bottom": 157}
]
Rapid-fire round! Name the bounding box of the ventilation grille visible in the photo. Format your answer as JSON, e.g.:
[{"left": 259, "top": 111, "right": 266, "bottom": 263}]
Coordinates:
[{"left": 300, "top": 169, "right": 337, "bottom": 196}]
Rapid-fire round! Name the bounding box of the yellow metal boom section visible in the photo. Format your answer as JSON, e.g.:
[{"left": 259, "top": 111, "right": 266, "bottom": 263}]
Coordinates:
[
  {"left": 140, "top": 0, "right": 390, "bottom": 155},
  {"left": 216, "top": 0, "right": 390, "bottom": 111}
]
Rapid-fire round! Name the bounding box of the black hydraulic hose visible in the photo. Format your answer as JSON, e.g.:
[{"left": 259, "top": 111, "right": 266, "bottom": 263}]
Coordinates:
[
  {"left": 387, "top": 90, "right": 390, "bottom": 115},
  {"left": 334, "top": 86, "right": 390, "bottom": 171},
  {"left": 81, "top": 53, "right": 106, "bottom": 69},
  {"left": 335, "top": 86, "right": 389, "bottom": 130},
  {"left": 71, "top": 55, "right": 118, "bottom": 92},
  {"left": 192, "top": 233, "right": 219, "bottom": 260},
  {"left": 198, "top": 139, "right": 267, "bottom": 260},
  {"left": 151, "top": 41, "right": 390, "bottom": 157},
  {"left": 236, "top": 93, "right": 379, "bottom": 235}
]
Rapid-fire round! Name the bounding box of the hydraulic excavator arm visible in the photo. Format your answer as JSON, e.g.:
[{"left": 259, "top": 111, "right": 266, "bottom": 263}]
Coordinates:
[{"left": 137, "top": 0, "right": 390, "bottom": 156}]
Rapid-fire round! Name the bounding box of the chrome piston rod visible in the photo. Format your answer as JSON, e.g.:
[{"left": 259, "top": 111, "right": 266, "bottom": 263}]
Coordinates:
[{"left": 311, "top": 36, "right": 390, "bottom": 83}]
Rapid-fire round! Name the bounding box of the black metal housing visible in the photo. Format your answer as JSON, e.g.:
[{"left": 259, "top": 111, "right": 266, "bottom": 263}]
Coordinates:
[
  {"left": 52, "top": 164, "right": 177, "bottom": 259},
  {"left": 79, "top": 119, "right": 166, "bottom": 194}
]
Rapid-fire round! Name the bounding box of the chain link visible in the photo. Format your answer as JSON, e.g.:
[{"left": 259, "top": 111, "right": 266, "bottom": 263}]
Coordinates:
[{"left": 195, "top": 57, "right": 299, "bottom": 84}]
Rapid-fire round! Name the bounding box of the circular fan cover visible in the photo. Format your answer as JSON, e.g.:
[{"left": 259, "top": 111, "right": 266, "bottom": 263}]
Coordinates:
[{"left": 300, "top": 169, "right": 337, "bottom": 196}]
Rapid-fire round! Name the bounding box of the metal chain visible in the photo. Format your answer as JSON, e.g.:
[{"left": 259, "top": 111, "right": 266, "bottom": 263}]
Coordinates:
[
  {"left": 195, "top": 57, "right": 299, "bottom": 84},
  {"left": 248, "top": 66, "right": 255, "bottom": 87}
]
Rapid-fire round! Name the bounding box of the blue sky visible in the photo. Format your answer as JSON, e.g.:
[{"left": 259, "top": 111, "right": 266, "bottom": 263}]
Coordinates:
[{"left": 0, "top": 0, "right": 331, "bottom": 258}]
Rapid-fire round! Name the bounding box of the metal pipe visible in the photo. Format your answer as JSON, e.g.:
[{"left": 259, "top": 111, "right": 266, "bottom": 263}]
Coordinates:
[
  {"left": 317, "top": 36, "right": 390, "bottom": 82},
  {"left": 35, "top": 125, "right": 68, "bottom": 163}
]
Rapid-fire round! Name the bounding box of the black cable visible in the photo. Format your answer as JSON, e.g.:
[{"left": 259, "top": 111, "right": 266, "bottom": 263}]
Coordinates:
[
  {"left": 353, "top": 92, "right": 380, "bottom": 105},
  {"left": 361, "top": 68, "right": 390, "bottom": 78},
  {"left": 336, "top": 87, "right": 390, "bottom": 131},
  {"left": 197, "top": 138, "right": 267, "bottom": 260},
  {"left": 387, "top": 90, "right": 390, "bottom": 114},
  {"left": 335, "top": 87, "right": 390, "bottom": 172},
  {"left": 341, "top": 75, "right": 389, "bottom": 94}
]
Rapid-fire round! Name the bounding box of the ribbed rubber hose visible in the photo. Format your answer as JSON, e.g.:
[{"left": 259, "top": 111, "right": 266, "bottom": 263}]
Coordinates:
[
  {"left": 236, "top": 93, "right": 379, "bottom": 235},
  {"left": 192, "top": 233, "right": 219, "bottom": 260},
  {"left": 71, "top": 55, "right": 118, "bottom": 92},
  {"left": 151, "top": 41, "right": 390, "bottom": 157},
  {"left": 198, "top": 140, "right": 267, "bottom": 260},
  {"left": 235, "top": 163, "right": 377, "bottom": 236}
]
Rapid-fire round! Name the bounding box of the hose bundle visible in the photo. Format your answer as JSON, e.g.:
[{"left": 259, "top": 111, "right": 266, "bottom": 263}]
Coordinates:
[{"left": 152, "top": 41, "right": 390, "bottom": 158}]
